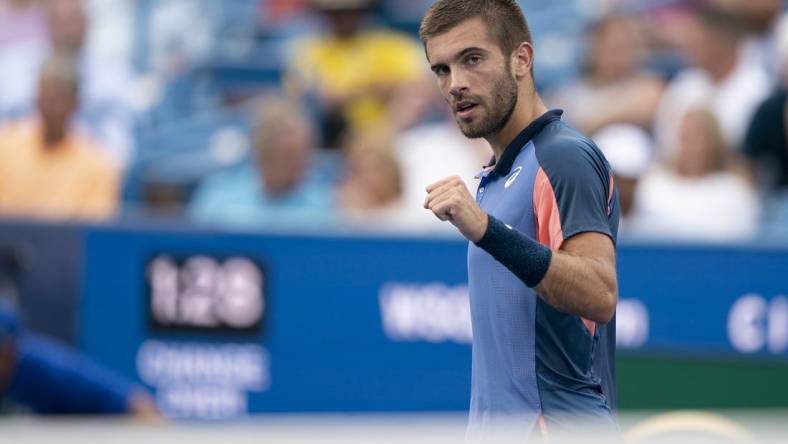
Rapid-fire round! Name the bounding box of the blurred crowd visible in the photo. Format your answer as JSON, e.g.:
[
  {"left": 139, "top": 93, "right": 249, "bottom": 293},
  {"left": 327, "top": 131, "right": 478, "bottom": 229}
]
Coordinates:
[{"left": 0, "top": 0, "right": 787, "bottom": 243}]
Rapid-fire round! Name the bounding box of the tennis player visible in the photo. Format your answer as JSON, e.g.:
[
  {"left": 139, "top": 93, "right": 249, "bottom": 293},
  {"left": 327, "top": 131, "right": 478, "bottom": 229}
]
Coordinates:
[{"left": 420, "top": 0, "right": 620, "bottom": 437}]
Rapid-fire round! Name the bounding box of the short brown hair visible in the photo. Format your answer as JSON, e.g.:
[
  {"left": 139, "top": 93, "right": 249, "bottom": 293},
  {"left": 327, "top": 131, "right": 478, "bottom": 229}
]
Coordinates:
[{"left": 419, "top": 0, "right": 532, "bottom": 57}]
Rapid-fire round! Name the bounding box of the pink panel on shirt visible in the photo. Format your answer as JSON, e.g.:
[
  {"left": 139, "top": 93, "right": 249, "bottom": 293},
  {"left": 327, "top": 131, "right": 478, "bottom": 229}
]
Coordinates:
[
  {"left": 533, "top": 167, "right": 596, "bottom": 336},
  {"left": 532, "top": 167, "right": 564, "bottom": 251},
  {"left": 607, "top": 173, "right": 615, "bottom": 216},
  {"left": 582, "top": 318, "right": 596, "bottom": 336}
]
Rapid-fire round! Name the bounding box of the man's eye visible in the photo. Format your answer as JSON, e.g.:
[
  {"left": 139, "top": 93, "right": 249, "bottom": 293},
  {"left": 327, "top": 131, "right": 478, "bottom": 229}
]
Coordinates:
[
  {"left": 433, "top": 66, "right": 449, "bottom": 76},
  {"left": 467, "top": 55, "right": 481, "bottom": 65}
]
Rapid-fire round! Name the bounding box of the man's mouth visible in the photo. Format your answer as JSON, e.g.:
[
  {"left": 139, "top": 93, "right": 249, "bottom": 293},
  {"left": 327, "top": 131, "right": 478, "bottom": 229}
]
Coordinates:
[{"left": 454, "top": 101, "right": 479, "bottom": 119}]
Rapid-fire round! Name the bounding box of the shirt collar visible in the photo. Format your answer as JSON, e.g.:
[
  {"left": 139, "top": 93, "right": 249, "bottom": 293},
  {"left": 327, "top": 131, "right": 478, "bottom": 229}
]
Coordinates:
[{"left": 487, "top": 109, "right": 564, "bottom": 176}]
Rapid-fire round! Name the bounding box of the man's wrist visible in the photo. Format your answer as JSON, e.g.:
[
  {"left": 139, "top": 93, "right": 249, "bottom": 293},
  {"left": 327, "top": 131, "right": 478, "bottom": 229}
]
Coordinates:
[
  {"left": 471, "top": 212, "right": 490, "bottom": 243},
  {"left": 473, "top": 214, "right": 552, "bottom": 288}
]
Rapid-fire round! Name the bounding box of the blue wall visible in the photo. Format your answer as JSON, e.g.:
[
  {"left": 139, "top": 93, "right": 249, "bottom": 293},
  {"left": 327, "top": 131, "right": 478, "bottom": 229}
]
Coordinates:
[{"left": 1, "top": 221, "right": 786, "bottom": 417}]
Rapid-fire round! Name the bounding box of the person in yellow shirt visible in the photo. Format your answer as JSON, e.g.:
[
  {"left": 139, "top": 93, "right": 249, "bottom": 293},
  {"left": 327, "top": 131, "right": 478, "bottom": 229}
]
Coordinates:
[
  {"left": 286, "top": 0, "right": 425, "bottom": 147},
  {"left": 0, "top": 53, "right": 119, "bottom": 221}
]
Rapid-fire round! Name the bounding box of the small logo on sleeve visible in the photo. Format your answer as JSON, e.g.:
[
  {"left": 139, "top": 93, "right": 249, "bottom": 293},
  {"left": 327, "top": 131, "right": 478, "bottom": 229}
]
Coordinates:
[{"left": 504, "top": 166, "right": 523, "bottom": 189}]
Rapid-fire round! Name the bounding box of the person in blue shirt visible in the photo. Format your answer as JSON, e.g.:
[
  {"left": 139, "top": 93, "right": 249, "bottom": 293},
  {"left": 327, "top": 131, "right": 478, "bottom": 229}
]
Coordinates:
[
  {"left": 189, "top": 96, "right": 335, "bottom": 230},
  {"left": 0, "top": 300, "right": 158, "bottom": 416},
  {"left": 419, "top": 0, "right": 620, "bottom": 438}
]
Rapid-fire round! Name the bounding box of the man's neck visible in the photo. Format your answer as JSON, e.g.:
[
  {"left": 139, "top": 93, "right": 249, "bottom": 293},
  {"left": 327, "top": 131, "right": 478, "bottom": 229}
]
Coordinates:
[
  {"left": 486, "top": 93, "right": 548, "bottom": 162},
  {"left": 40, "top": 124, "right": 68, "bottom": 150}
]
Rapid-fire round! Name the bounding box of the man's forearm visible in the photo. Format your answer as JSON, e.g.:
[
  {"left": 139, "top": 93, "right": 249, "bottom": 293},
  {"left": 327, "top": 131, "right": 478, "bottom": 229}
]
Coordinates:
[
  {"left": 535, "top": 252, "right": 617, "bottom": 323},
  {"left": 474, "top": 214, "right": 617, "bottom": 323},
  {"left": 474, "top": 214, "right": 552, "bottom": 288}
]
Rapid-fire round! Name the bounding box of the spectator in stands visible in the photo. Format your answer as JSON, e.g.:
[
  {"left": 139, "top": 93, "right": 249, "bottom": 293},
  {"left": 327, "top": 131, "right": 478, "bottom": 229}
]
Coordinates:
[
  {"left": 653, "top": 4, "right": 771, "bottom": 158},
  {"left": 286, "top": 0, "right": 424, "bottom": 148},
  {"left": 0, "top": 300, "right": 158, "bottom": 416},
  {"left": 189, "top": 96, "right": 333, "bottom": 229},
  {"left": 0, "top": 53, "right": 120, "bottom": 221},
  {"left": 630, "top": 107, "right": 759, "bottom": 242},
  {"left": 549, "top": 13, "right": 665, "bottom": 136},
  {"left": 336, "top": 142, "right": 408, "bottom": 228},
  {"left": 50, "top": 0, "right": 134, "bottom": 165},
  {"left": 0, "top": 0, "right": 134, "bottom": 165}
]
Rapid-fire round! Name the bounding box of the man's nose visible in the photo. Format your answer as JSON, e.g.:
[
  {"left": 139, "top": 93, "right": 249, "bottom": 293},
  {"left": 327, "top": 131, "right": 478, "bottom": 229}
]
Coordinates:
[{"left": 448, "top": 71, "right": 469, "bottom": 98}]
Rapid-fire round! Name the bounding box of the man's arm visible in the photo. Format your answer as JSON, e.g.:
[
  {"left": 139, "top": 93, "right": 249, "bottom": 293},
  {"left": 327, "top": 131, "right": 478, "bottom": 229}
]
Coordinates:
[
  {"left": 535, "top": 231, "right": 617, "bottom": 323},
  {"left": 7, "top": 333, "right": 159, "bottom": 416},
  {"left": 425, "top": 176, "right": 617, "bottom": 324}
]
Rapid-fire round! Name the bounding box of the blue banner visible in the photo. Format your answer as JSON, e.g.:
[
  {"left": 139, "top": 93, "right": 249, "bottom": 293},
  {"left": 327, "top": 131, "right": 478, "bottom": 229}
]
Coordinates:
[
  {"left": 616, "top": 245, "right": 788, "bottom": 357},
  {"left": 71, "top": 226, "right": 788, "bottom": 417},
  {"left": 80, "top": 226, "right": 471, "bottom": 417}
]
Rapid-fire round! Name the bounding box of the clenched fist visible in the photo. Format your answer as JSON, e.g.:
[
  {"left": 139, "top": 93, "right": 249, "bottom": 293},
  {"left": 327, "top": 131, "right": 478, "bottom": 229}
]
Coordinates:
[{"left": 424, "top": 176, "right": 489, "bottom": 242}]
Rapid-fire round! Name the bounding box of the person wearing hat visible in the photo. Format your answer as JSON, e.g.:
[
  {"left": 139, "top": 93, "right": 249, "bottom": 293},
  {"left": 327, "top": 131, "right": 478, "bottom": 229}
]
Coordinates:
[{"left": 592, "top": 124, "right": 653, "bottom": 237}]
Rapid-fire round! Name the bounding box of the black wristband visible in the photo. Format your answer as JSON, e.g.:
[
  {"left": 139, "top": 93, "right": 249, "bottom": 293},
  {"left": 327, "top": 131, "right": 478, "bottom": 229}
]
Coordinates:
[{"left": 474, "top": 214, "right": 553, "bottom": 288}]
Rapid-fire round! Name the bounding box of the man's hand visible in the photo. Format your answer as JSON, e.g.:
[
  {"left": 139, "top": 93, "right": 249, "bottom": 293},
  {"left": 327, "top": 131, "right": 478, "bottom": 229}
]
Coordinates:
[{"left": 424, "top": 176, "right": 488, "bottom": 242}]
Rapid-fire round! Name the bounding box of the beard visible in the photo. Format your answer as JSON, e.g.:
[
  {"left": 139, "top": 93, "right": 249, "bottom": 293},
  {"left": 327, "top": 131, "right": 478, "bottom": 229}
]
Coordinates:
[{"left": 455, "top": 67, "right": 519, "bottom": 139}]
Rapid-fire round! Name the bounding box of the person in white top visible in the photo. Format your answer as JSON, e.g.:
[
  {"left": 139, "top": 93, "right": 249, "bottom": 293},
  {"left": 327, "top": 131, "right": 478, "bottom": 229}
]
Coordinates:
[
  {"left": 631, "top": 106, "right": 760, "bottom": 242},
  {"left": 653, "top": 4, "right": 771, "bottom": 159}
]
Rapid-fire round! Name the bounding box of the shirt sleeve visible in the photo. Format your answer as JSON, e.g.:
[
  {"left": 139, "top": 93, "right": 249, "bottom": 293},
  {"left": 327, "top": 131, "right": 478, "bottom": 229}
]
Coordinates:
[
  {"left": 533, "top": 138, "right": 616, "bottom": 250},
  {"left": 7, "top": 334, "right": 135, "bottom": 414}
]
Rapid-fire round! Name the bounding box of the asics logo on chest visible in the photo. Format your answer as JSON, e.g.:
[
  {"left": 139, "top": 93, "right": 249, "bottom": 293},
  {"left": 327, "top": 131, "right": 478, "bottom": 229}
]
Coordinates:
[{"left": 505, "top": 166, "right": 523, "bottom": 189}]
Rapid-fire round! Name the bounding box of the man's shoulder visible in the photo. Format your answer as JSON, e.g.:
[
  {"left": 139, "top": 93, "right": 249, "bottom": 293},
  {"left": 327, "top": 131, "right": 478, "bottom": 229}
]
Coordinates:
[{"left": 533, "top": 120, "right": 604, "bottom": 170}]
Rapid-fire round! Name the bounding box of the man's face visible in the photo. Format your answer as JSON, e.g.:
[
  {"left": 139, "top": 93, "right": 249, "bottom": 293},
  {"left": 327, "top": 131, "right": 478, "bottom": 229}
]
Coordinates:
[
  {"left": 258, "top": 122, "right": 312, "bottom": 196},
  {"left": 36, "top": 74, "right": 77, "bottom": 130},
  {"left": 590, "top": 18, "right": 643, "bottom": 80},
  {"left": 425, "top": 17, "right": 518, "bottom": 139},
  {"left": 680, "top": 13, "right": 738, "bottom": 71}
]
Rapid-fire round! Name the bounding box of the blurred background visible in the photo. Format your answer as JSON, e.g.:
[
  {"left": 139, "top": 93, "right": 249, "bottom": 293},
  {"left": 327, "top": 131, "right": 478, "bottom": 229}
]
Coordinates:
[{"left": 1, "top": 0, "right": 788, "bottom": 442}]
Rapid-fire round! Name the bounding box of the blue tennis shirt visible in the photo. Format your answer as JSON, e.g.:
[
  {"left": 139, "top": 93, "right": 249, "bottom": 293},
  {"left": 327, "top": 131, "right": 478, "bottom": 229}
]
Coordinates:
[{"left": 466, "top": 110, "right": 619, "bottom": 433}]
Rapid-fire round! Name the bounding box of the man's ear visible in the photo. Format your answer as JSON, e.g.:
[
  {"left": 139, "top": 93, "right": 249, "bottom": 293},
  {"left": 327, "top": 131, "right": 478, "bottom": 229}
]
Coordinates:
[{"left": 512, "top": 41, "right": 534, "bottom": 79}]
